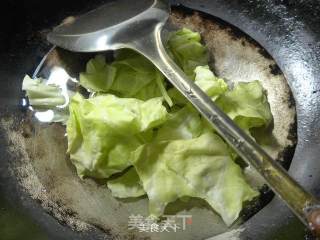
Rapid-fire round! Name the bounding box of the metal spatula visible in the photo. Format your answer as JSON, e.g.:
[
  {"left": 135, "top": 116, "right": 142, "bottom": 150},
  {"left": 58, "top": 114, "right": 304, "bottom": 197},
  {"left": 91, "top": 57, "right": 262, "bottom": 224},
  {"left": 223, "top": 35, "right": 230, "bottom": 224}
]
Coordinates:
[{"left": 47, "top": 0, "right": 320, "bottom": 235}]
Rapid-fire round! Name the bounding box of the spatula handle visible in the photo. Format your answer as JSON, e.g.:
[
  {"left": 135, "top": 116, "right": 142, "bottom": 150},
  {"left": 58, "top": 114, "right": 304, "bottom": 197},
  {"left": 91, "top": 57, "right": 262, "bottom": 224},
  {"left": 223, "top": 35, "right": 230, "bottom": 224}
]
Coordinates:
[{"left": 129, "top": 23, "right": 320, "bottom": 235}]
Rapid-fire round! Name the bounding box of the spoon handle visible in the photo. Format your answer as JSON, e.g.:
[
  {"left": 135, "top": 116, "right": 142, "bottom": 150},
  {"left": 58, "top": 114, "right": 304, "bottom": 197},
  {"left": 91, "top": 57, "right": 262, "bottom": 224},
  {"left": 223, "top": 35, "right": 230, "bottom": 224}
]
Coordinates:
[{"left": 130, "top": 24, "right": 320, "bottom": 233}]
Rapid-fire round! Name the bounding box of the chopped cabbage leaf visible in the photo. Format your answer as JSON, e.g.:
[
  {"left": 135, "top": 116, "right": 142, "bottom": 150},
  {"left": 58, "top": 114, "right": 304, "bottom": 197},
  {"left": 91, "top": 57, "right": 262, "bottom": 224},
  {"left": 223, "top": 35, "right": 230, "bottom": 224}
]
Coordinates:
[
  {"left": 107, "top": 167, "right": 146, "bottom": 198},
  {"left": 22, "top": 75, "right": 68, "bottom": 123},
  {"left": 110, "top": 50, "right": 156, "bottom": 97},
  {"left": 155, "top": 106, "right": 203, "bottom": 141},
  {"left": 109, "top": 106, "right": 204, "bottom": 198},
  {"left": 194, "top": 66, "right": 228, "bottom": 100},
  {"left": 133, "top": 70, "right": 173, "bottom": 106},
  {"left": 79, "top": 55, "right": 116, "bottom": 92},
  {"left": 22, "top": 75, "right": 66, "bottom": 107},
  {"left": 131, "top": 133, "right": 259, "bottom": 226},
  {"left": 168, "top": 65, "right": 228, "bottom": 106},
  {"left": 67, "top": 93, "right": 168, "bottom": 178},
  {"left": 216, "top": 80, "right": 272, "bottom": 131},
  {"left": 167, "top": 28, "right": 209, "bottom": 79},
  {"left": 80, "top": 50, "right": 172, "bottom": 105}
]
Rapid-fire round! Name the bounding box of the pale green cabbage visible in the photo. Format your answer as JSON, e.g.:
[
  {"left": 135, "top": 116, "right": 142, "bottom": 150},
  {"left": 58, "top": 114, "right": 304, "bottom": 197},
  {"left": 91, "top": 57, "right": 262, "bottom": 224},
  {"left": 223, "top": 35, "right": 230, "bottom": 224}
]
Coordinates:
[
  {"left": 80, "top": 50, "right": 172, "bottom": 106},
  {"left": 22, "top": 75, "right": 65, "bottom": 107},
  {"left": 167, "top": 28, "right": 209, "bottom": 78},
  {"left": 107, "top": 167, "right": 145, "bottom": 198},
  {"left": 155, "top": 106, "right": 203, "bottom": 141},
  {"left": 131, "top": 133, "right": 259, "bottom": 226},
  {"left": 216, "top": 80, "right": 272, "bottom": 131},
  {"left": 67, "top": 93, "right": 167, "bottom": 178},
  {"left": 79, "top": 55, "right": 116, "bottom": 93},
  {"left": 168, "top": 65, "right": 228, "bottom": 106},
  {"left": 22, "top": 75, "right": 69, "bottom": 123},
  {"left": 194, "top": 65, "right": 228, "bottom": 100}
]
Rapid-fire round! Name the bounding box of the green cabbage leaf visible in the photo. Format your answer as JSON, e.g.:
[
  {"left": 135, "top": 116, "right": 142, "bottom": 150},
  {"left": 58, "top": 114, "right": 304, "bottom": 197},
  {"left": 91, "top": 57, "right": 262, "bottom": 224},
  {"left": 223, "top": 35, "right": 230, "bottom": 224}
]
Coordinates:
[
  {"left": 66, "top": 93, "right": 167, "bottom": 178},
  {"left": 131, "top": 133, "right": 259, "bottom": 226},
  {"left": 107, "top": 167, "right": 146, "bottom": 198},
  {"left": 167, "top": 28, "right": 209, "bottom": 78},
  {"left": 216, "top": 80, "right": 272, "bottom": 131},
  {"left": 22, "top": 75, "right": 66, "bottom": 107}
]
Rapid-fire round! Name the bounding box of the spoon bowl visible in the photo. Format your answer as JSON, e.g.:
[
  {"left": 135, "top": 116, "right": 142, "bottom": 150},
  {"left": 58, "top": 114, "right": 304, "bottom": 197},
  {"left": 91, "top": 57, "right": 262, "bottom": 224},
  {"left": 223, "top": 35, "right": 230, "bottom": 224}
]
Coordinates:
[{"left": 47, "top": 0, "right": 169, "bottom": 52}]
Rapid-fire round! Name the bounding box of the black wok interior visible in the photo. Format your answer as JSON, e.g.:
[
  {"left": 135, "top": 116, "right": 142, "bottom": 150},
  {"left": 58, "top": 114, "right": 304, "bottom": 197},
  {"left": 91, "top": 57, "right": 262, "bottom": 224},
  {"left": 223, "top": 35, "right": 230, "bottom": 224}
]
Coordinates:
[{"left": 1, "top": 0, "right": 320, "bottom": 239}]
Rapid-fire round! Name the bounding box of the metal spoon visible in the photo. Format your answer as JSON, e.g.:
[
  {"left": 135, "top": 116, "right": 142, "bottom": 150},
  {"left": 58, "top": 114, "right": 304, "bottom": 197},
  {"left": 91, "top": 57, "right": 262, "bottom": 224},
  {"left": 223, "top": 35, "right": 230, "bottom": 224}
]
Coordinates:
[{"left": 47, "top": 0, "right": 320, "bottom": 234}]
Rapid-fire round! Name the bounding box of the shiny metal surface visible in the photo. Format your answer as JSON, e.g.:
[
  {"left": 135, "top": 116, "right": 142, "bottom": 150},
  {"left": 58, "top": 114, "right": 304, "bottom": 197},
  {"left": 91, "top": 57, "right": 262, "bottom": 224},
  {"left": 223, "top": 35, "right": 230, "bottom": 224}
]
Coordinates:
[
  {"left": 47, "top": 0, "right": 320, "bottom": 231},
  {"left": 47, "top": 0, "right": 168, "bottom": 52}
]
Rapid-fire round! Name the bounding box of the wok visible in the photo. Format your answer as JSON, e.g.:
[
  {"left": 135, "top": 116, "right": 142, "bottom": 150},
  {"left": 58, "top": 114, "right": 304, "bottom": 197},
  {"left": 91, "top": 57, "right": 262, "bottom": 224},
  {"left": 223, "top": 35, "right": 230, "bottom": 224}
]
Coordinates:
[{"left": 0, "top": 0, "right": 319, "bottom": 239}]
